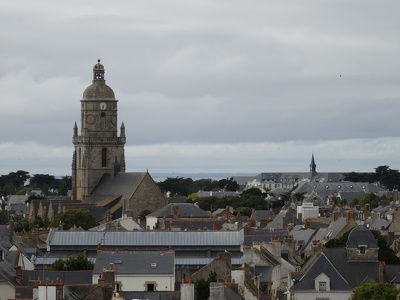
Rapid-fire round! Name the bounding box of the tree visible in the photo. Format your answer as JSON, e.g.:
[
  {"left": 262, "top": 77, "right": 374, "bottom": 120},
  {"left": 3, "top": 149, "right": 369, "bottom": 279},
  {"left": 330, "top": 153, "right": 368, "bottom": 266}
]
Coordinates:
[
  {"left": 194, "top": 270, "right": 218, "bottom": 300},
  {"left": 158, "top": 177, "right": 194, "bottom": 196},
  {"left": 0, "top": 170, "right": 30, "bottom": 194},
  {"left": 351, "top": 281, "right": 398, "bottom": 300},
  {"left": 58, "top": 180, "right": 69, "bottom": 196},
  {"left": 49, "top": 254, "right": 94, "bottom": 271},
  {"left": 371, "top": 230, "right": 400, "bottom": 264},
  {"left": 217, "top": 178, "right": 239, "bottom": 191},
  {"left": 351, "top": 193, "right": 383, "bottom": 210},
  {"left": 374, "top": 165, "right": 400, "bottom": 190},
  {"left": 50, "top": 209, "right": 98, "bottom": 230}
]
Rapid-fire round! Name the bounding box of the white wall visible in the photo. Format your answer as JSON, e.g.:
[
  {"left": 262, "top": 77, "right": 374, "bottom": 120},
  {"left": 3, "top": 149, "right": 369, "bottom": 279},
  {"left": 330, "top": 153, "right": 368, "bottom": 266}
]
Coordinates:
[
  {"left": 93, "top": 274, "right": 174, "bottom": 291},
  {"left": 292, "top": 290, "right": 352, "bottom": 300},
  {"left": 0, "top": 281, "right": 15, "bottom": 300}
]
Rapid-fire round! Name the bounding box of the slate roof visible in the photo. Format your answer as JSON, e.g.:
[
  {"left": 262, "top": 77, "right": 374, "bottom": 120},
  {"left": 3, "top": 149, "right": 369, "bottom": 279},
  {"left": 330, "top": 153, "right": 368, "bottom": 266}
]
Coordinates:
[
  {"left": 147, "top": 203, "right": 211, "bottom": 218},
  {"left": 346, "top": 225, "right": 378, "bottom": 249},
  {"left": 224, "top": 286, "right": 245, "bottom": 299},
  {"left": 21, "top": 270, "right": 93, "bottom": 285},
  {"left": 266, "top": 210, "right": 301, "bottom": 229},
  {"left": 160, "top": 218, "right": 226, "bottom": 230},
  {"left": 324, "top": 248, "right": 379, "bottom": 287},
  {"left": 244, "top": 229, "right": 290, "bottom": 245},
  {"left": 83, "top": 172, "right": 147, "bottom": 204},
  {"left": 93, "top": 250, "right": 175, "bottom": 276},
  {"left": 0, "top": 250, "right": 19, "bottom": 286},
  {"left": 8, "top": 195, "right": 29, "bottom": 204},
  {"left": 364, "top": 218, "right": 391, "bottom": 231},
  {"left": 292, "top": 253, "right": 352, "bottom": 291},
  {"left": 122, "top": 291, "right": 180, "bottom": 300},
  {"left": 251, "top": 210, "right": 275, "bottom": 222},
  {"left": 89, "top": 216, "right": 144, "bottom": 231},
  {"left": 0, "top": 225, "right": 14, "bottom": 249},
  {"left": 197, "top": 191, "right": 240, "bottom": 198},
  {"left": 294, "top": 181, "right": 386, "bottom": 199}
]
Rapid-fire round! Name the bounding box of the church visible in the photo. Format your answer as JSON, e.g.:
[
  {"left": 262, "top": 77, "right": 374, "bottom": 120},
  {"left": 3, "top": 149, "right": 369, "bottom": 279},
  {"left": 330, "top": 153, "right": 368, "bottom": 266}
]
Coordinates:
[{"left": 71, "top": 59, "right": 166, "bottom": 221}]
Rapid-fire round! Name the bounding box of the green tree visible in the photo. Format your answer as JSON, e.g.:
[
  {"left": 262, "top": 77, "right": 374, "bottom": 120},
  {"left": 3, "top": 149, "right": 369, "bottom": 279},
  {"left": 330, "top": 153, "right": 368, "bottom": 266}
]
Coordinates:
[
  {"left": 217, "top": 178, "right": 239, "bottom": 191},
  {"left": 351, "top": 193, "right": 383, "bottom": 209},
  {"left": 371, "top": 230, "right": 400, "bottom": 264},
  {"left": 351, "top": 281, "right": 398, "bottom": 300},
  {"left": 325, "top": 229, "right": 352, "bottom": 248},
  {"left": 50, "top": 209, "right": 98, "bottom": 230},
  {"left": 49, "top": 254, "right": 94, "bottom": 271},
  {"left": 158, "top": 177, "right": 194, "bottom": 196},
  {"left": 194, "top": 270, "right": 218, "bottom": 300},
  {"left": 29, "top": 174, "right": 56, "bottom": 190},
  {"left": 374, "top": 165, "right": 400, "bottom": 190},
  {"left": 58, "top": 180, "right": 69, "bottom": 196},
  {"left": 0, "top": 170, "right": 30, "bottom": 194}
]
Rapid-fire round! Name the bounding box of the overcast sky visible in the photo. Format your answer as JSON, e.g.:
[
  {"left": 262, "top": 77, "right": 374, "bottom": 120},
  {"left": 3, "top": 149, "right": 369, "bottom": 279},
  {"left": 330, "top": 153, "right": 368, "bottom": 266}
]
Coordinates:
[{"left": 1, "top": 0, "right": 400, "bottom": 177}]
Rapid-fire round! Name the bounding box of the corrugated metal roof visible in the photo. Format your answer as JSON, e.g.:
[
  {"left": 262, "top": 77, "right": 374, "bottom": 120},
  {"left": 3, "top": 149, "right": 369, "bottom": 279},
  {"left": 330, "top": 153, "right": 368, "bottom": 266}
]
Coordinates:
[
  {"left": 176, "top": 257, "right": 243, "bottom": 265},
  {"left": 47, "top": 229, "right": 244, "bottom": 247}
]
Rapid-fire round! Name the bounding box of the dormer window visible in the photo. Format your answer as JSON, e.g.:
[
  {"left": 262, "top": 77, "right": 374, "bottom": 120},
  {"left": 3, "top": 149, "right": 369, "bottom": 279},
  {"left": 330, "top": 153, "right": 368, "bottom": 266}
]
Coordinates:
[
  {"left": 359, "top": 246, "right": 366, "bottom": 254},
  {"left": 319, "top": 281, "right": 327, "bottom": 291}
]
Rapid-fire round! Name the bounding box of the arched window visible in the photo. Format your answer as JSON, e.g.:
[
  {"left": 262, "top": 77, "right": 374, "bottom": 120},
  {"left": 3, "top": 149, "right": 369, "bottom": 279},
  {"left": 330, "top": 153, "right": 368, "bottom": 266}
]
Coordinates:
[{"left": 102, "top": 148, "right": 107, "bottom": 167}]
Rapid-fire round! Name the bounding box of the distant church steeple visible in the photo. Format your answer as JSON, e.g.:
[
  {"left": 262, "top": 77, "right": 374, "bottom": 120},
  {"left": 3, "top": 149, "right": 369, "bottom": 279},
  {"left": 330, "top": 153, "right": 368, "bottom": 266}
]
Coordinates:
[{"left": 310, "top": 154, "right": 316, "bottom": 173}]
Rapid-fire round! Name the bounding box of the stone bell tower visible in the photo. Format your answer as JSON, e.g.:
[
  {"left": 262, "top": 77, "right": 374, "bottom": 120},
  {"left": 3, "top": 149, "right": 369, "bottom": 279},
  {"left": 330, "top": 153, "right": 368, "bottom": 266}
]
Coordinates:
[{"left": 72, "top": 59, "right": 126, "bottom": 201}]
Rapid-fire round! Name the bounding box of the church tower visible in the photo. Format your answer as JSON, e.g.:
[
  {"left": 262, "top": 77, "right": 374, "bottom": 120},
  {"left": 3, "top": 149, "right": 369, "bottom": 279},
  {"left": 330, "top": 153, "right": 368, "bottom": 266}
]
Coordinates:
[
  {"left": 310, "top": 153, "right": 316, "bottom": 173},
  {"left": 72, "top": 60, "right": 126, "bottom": 200}
]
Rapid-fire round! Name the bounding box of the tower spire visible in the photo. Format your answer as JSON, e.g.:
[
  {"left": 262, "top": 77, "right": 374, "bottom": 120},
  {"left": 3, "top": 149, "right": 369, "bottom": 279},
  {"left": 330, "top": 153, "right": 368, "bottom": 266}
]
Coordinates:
[
  {"left": 93, "top": 58, "right": 105, "bottom": 80},
  {"left": 310, "top": 153, "right": 316, "bottom": 173}
]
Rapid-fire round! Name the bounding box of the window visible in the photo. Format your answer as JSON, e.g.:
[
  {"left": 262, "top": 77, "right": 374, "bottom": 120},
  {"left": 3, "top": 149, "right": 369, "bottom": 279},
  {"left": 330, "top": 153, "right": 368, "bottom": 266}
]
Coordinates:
[
  {"left": 319, "top": 281, "right": 326, "bottom": 291},
  {"left": 146, "top": 282, "right": 156, "bottom": 291},
  {"left": 359, "top": 246, "right": 366, "bottom": 254},
  {"left": 102, "top": 148, "right": 107, "bottom": 167}
]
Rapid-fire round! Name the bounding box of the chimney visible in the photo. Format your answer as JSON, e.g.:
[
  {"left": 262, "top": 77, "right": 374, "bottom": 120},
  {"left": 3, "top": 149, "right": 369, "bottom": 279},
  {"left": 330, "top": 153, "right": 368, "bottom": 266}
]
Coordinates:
[
  {"left": 298, "top": 212, "right": 303, "bottom": 222},
  {"left": 209, "top": 282, "right": 225, "bottom": 300},
  {"left": 8, "top": 217, "right": 15, "bottom": 244},
  {"left": 346, "top": 210, "right": 355, "bottom": 223},
  {"left": 388, "top": 232, "right": 395, "bottom": 247},
  {"left": 16, "top": 265, "right": 22, "bottom": 283},
  {"left": 332, "top": 211, "right": 340, "bottom": 222},
  {"left": 379, "top": 261, "right": 386, "bottom": 282},
  {"left": 172, "top": 205, "right": 179, "bottom": 218},
  {"left": 180, "top": 279, "right": 194, "bottom": 300}
]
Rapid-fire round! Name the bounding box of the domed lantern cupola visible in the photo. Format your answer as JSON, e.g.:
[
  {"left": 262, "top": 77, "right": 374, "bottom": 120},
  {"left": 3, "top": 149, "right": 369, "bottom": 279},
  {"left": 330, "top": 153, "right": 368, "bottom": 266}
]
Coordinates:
[{"left": 93, "top": 59, "right": 105, "bottom": 80}]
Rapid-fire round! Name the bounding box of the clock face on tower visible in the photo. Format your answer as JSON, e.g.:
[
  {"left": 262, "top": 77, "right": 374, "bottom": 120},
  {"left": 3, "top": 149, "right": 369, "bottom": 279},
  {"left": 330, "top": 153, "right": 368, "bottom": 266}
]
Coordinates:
[{"left": 99, "top": 102, "right": 107, "bottom": 110}]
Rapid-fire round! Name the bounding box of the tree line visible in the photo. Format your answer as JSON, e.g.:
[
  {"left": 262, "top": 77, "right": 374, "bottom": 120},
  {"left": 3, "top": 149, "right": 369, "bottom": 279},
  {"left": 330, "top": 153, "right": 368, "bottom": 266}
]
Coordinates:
[
  {"left": 344, "top": 165, "right": 400, "bottom": 190},
  {"left": 0, "top": 170, "right": 71, "bottom": 196},
  {"left": 157, "top": 177, "right": 240, "bottom": 197}
]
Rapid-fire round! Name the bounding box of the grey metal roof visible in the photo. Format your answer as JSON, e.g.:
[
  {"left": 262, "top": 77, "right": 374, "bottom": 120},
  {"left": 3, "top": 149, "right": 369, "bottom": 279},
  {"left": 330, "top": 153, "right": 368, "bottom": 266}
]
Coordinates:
[
  {"left": 93, "top": 250, "right": 175, "bottom": 275},
  {"left": 47, "top": 229, "right": 244, "bottom": 247},
  {"left": 176, "top": 257, "right": 243, "bottom": 266}
]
